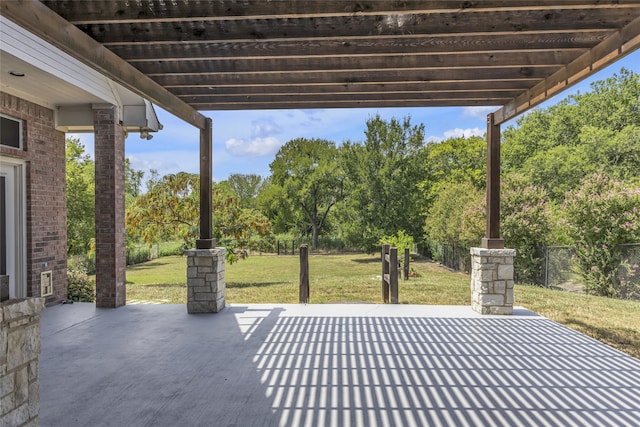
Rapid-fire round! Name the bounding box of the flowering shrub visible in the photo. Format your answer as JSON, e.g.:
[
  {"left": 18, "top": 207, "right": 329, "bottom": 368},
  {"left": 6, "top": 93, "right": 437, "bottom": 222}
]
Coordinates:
[
  {"left": 561, "top": 174, "right": 640, "bottom": 297},
  {"left": 459, "top": 173, "right": 551, "bottom": 284}
]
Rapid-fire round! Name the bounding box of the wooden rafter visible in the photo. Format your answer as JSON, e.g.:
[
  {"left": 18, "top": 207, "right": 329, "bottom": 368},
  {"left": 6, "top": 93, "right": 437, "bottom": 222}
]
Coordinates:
[
  {"left": 0, "top": 0, "right": 207, "bottom": 129},
  {"left": 494, "top": 15, "right": 640, "bottom": 124}
]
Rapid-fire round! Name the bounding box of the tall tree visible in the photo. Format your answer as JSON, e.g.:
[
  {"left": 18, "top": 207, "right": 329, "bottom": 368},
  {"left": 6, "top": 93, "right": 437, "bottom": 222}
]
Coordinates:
[
  {"left": 502, "top": 68, "right": 640, "bottom": 201},
  {"left": 339, "top": 115, "right": 426, "bottom": 251},
  {"left": 66, "top": 138, "right": 95, "bottom": 254},
  {"left": 269, "top": 138, "right": 344, "bottom": 248},
  {"left": 126, "top": 172, "right": 273, "bottom": 263},
  {"left": 220, "top": 173, "right": 264, "bottom": 209}
]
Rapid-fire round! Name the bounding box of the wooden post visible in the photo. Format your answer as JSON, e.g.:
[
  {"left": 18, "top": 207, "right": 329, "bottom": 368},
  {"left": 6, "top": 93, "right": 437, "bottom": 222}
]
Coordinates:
[
  {"left": 482, "top": 113, "right": 504, "bottom": 249},
  {"left": 390, "top": 247, "right": 398, "bottom": 304},
  {"left": 292, "top": 240, "right": 295, "bottom": 256},
  {"left": 197, "top": 117, "right": 215, "bottom": 249},
  {"left": 403, "top": 248, "right": 410, "bottom": 280},
  {"left": 277, "top": 241, "right": 280, "bottom": 255},
  {"left": 299, "top": 245, "right": 309, "bottom": 303},
  {"left": 382, "top": 244, "right": 390, "bottom": 303}
]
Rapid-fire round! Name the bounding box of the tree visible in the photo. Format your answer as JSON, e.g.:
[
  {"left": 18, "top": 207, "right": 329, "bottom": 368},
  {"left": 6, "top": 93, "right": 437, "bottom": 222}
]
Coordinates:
[
  {"left": 124, "top": 158, "right": 144, "bottom": 201},
  {"left": 66, "top": 138, "right": 95, "bottom": 254},
  {"left": 458, "top": 174, "right": 552, "bottom": 284},
  {"left": 269, "top": 138, "right": 344, "bottom": 249},
  {"left": 220, "top": 173, "right": 264, "bottom": 209},
  {"left": 502, "top": 68, "right": 640, "bottom": 201},
  {"left": 339, "top": 115, "right": 426, "bottom": 252},
  {"left": 425, "top": 181, "right": 483, "bottom": 248},
  {"left": 423, "top": 136, "right": 486, "bottom": 192},
  {"left": 126, "top": 172, "right": 273, "bottom": 262}
]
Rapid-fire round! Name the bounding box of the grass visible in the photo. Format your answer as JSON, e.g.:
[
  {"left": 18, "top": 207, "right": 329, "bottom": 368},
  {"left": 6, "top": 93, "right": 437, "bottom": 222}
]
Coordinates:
[{"left": 125, "top": 253, "right": 640, "bottom": 359}]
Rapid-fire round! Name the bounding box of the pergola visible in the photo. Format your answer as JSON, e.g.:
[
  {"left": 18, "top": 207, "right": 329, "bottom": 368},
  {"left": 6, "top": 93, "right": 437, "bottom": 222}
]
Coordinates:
[{"left": 2, "top": 1, "right": 639, "bottom": 309}]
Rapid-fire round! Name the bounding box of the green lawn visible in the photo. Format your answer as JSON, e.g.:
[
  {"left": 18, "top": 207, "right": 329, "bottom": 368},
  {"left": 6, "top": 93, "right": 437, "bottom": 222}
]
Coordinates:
[{"left": 125, "top": 254, "right": 640, "bottom": 358}]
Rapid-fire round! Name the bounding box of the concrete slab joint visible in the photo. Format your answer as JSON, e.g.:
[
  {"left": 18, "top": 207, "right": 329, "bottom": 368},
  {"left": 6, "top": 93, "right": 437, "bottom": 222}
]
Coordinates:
[
  {"left": 470, "top": 247, "right": 516, "bottom": 315},
  {"left": 185, "top": 248, "right": 226, "bottom": 313},
  {"left": 0, "top": 298, "right": 45, "bottom": 426}
]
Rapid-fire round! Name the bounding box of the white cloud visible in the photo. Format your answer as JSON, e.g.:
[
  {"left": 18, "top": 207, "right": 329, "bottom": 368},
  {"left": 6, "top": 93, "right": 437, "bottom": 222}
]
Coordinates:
[
  {"left": 443, "top": 127, "right": 484, "bottom": 139},
  {"left": 461, "top": 106, "right": 496, "bottom": 119},
  {"left": 425, "top": 135, "right": 442, "bottom": 144},
  {"left": 251, "top": 118, "right": 283, "bottom": 138},
  {"left": 225, "top": 136, "right": 282, "bottom": 157}
]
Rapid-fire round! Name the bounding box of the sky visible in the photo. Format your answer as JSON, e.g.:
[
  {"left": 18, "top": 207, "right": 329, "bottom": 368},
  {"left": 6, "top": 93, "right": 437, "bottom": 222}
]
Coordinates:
[{"left": 69, "top": 50, "right": 639, "bottom": 183}]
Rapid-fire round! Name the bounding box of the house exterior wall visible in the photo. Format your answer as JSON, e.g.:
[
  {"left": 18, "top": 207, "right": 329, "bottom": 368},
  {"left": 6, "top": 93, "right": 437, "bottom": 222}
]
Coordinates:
[{"left": 1, "top": 92, "right": 67, "bottom": 305}]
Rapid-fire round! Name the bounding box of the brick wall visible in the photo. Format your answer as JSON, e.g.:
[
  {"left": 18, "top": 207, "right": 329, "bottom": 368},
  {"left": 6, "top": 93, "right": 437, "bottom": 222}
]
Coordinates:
[{"left": 1, "top": 93, "right": 67, "bottom": 305}]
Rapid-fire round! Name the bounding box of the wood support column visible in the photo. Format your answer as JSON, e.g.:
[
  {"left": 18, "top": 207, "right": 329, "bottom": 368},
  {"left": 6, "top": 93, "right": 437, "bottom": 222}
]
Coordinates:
[
  {"left": 482, "top": 113, "right": 504, "bottom": 249},
  {"left": 196, "top": 117, "right": 215, "bottom": 249},
  {"left": 94, "top": 105, "right": 126, "bottom": 307}
]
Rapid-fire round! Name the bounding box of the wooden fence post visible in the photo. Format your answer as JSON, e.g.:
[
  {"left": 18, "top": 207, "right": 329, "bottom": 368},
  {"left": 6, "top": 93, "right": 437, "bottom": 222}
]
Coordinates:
[
  {"left": 403, "top": 248, "right": 410, "bottom": 280},
  {"left": 390, "top": 247, "right": 398, "bottom": 304},
  {"left": 382, "top": 244, "right": 390, "bottom": 303},
  {"left": 277, "top": 241, "right": 280, "bottom": 255},
  {"left": 299, "top": 244, "right": 309, "bottom": 303}
]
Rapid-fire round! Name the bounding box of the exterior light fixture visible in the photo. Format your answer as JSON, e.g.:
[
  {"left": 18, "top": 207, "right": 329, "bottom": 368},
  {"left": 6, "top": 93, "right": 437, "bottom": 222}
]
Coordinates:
[{"left": 139, "top": 130, "right": 153, "bottom": 140}]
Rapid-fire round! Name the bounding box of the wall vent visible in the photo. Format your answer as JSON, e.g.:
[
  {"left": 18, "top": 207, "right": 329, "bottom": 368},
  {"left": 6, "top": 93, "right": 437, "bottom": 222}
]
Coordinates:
[{"left": 41, "top": 271, "right": 53, "bottom": 297}]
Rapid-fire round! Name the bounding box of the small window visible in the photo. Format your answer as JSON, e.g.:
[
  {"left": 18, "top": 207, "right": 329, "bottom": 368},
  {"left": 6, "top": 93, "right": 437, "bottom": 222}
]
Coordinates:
[{"left": 0, "top": 114, "right": 23, "bottom": 149}]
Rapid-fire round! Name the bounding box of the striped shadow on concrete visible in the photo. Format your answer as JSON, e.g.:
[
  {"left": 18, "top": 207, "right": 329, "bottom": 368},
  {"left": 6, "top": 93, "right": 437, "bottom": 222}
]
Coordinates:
[{"left": 39, "top": 303, "right": 640, "bottom": 426}]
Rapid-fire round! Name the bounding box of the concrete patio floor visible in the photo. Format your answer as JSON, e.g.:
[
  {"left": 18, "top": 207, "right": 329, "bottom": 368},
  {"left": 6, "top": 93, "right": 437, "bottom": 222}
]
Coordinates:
[{"left": 40, "top": 303, "right": 640, "bottom": 427}]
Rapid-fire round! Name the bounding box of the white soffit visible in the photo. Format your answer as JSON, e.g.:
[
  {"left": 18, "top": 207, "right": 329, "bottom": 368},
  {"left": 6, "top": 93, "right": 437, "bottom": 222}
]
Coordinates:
[{"left": 0, "top": 17, "right": 161, "bottom": 133}]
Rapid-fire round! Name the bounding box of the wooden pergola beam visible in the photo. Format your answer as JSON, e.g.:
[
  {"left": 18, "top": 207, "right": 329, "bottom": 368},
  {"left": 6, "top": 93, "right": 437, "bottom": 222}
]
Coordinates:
[
  {"left": 0, "top": 0, "right": 207, "bottom": 129},
  {"left": 494, "top": 15, "right": 640, "bottom": 124}
]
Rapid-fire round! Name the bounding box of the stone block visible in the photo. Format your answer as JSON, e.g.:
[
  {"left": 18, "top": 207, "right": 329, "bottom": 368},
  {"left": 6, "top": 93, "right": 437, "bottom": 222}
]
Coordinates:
[
  {"left": 497, "top": 264, "right": 514, "bottom": 280},
  {"left": 480, "top": 269, "right": 495, "bottom": 282},
  {"left": 488, "top": 306, "right": 513, "bottom": 315},
  {"left": 1, "top": 394, "right": 13, "bottom": 416},
  {"left": 1, "top": 299, "right": 45, "bottom": 322},
  {"left": 28, "top": 362, "right": 37, "bottom": 382},
  {"left": 7, "top": 324, "right": 40, "bottom": 371},
  {"left": 493, "top": 281, "right": 506, "bottom": 294},
  {"left": 14, "top": 367, "right": 28, "bottom": 405},
  {"left": 4, "top": 403, "right": 29, "bottom": 426},
  {"left": 479, "top": 294, "right": 504, "bottom": 306},
  {"left": 506, "top": 290, "right": 514, "bottom": 305},
  {"left": 197, "top": 266, "right": 213, "bottom": 274},
  {"left": 0, "top": 372, "right": 13, "bottom": 397},
  {"left": 189, "top": 278, "right": 205, "bottom": 288},
  {"left": 194, "top": 256, "right": 213, "bottom": 267},
  {"left": 187, "top": 300, "right": 223, "bottom": 314},
  {"left": 28, "top": 382, "right": 39, "bottom": 418},
  {"left": 186, "top": 267, "right": 198, "bottom": 278},
  {"left": 195, "top": 292, "right": 217, "bottom": 302},
  {"left": 506, "top": 280, "right": 515, "bottom": 289}
]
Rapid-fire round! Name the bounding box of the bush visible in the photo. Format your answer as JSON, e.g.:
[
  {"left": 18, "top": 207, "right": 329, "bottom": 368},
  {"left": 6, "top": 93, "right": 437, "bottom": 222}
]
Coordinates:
[
  {"left": 561, "top": 174, "right": 640, "bottom": 297},
  {"left": 67, "top": 264, "right": 96, "bottom": 302}
]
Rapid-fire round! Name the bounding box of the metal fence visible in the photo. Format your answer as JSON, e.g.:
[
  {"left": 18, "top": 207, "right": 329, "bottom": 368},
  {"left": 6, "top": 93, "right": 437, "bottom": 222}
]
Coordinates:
[{"left": 543, "top": 243, "right": 640, "bottom": 299}]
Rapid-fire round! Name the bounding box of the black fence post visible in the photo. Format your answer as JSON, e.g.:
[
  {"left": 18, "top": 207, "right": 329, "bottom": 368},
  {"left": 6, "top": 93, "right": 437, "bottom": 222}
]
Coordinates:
[
  {"left": 299, "top": 245, "right": 309, "bottom": 303},
  {"left": 404, "top": 248, "right": 410, "bottom": 280}
]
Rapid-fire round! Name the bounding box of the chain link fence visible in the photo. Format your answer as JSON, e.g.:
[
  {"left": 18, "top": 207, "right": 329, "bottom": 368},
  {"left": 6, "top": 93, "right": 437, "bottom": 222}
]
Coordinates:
[{"left": 544, "top": 243, "right": 640, "bottom": 299}]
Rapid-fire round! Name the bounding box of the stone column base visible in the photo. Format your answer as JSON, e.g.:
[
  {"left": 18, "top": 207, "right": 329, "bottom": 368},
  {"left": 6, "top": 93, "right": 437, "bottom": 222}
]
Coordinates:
[
  {"left": 1, "top": 298, "right": 45, "bottom": 425},
  {"left": 470, "top": 247, "right": 516, "bottom": 315},
  {"left": 184, "top": 248, "right": 226, "bottom": 313}
]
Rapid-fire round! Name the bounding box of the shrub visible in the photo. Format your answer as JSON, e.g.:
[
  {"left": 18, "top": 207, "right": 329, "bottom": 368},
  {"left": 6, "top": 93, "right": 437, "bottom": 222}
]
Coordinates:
[
  {"left": 561, "top": 173, "right": 640, "bottom": 297},
  {"left": 67, "top": 264, "right": 96, "bottom": 302}
]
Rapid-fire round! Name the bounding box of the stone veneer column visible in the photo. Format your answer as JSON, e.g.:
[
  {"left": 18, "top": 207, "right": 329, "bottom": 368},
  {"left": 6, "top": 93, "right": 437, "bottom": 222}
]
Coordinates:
[
  {"left": 470, "top": 248, "right": 516, "bottom": 315},
  {"left": 185, "top": 248, "right": 226, "bottom": 313},
  {"left": 94, "top": 106, "right": 126, "bottom": 308},
  {"left": 1, "top": 298, "right": 45, "bottom": 426}
]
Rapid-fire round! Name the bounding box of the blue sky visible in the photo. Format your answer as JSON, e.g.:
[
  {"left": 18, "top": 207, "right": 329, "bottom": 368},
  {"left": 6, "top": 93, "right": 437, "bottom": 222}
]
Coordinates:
[{"left": 70, "top": 50, "right": 639, "bottom": 183}]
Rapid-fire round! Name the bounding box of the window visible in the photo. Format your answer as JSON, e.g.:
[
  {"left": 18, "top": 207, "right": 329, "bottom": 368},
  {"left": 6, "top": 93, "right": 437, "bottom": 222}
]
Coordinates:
[{"left": 0, "top": 114, "right": 23, "bottom": 149}]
